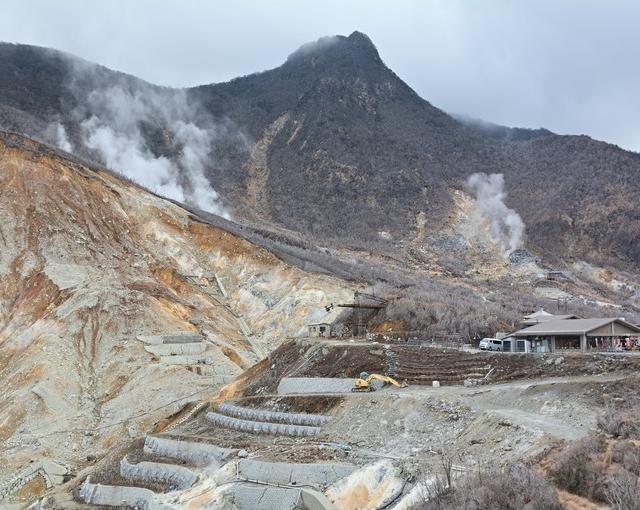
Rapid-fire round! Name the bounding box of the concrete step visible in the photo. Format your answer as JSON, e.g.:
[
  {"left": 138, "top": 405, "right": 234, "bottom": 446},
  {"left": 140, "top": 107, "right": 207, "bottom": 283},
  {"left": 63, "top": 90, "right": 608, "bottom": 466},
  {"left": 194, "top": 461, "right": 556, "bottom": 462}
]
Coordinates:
[
  {"left": 137, "top": 333, "right": 203, "bottom": 345},
  {"left": 120, "top": 456, "right": 197, "bottom": 491},
  {"left": 158, "top": 353, "right": 216, "bottom": 365},
  {"left": 218, "top": 403, "right": 330, "bottom": 426},
  {"left": 206, "top": 412, "right": 321, "bottom": 437},
  {"left": 144, "top": 342, "right": 206, "bottom": 357},
  {"left": 184, "top": 366, "right": 236, "bottom": 384}
]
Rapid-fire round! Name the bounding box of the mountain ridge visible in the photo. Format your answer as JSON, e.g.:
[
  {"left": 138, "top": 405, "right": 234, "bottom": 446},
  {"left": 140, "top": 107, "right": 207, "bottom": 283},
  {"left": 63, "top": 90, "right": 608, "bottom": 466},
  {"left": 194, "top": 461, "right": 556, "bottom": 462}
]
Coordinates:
[{"left": 0, "top": 32, "right": 639, "bottom": 271}]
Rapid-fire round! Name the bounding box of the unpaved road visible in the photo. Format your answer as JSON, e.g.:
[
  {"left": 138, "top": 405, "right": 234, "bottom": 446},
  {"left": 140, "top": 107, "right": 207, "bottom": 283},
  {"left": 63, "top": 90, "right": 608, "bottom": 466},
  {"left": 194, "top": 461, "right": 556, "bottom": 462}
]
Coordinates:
[
  {"left": 395, "top": 373, "right": 627, "bottom": 440},
  {"left": 269, "top": 373, "right": 627, "bottom": 441}
]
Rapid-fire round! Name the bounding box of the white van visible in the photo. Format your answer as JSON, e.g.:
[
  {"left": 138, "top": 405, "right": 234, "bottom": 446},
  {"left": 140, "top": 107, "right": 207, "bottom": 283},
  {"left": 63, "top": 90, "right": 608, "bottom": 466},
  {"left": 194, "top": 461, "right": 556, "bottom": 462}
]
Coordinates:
[{"left": 479, "top": 338, "right": 505, "bottom": 351}]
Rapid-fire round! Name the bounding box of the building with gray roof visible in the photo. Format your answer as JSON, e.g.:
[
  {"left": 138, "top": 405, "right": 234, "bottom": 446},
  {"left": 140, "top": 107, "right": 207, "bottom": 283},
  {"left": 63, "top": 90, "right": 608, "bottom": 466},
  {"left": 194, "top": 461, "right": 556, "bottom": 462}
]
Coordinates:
[{"left": 509, "top": 317, "right": 640, "bottom": 352}]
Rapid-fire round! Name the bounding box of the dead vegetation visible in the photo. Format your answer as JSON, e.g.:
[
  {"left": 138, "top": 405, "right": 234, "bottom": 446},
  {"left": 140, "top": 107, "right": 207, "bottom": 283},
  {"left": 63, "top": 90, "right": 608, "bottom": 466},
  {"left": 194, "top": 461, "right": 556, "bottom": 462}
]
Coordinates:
[
  {"left": 544, "top": 426, "right": 640, "bottom": 509},
  {"left": 421, "top": 432, "right": 640, "bottom": 509},
  {"left": 598, "top": 407, "right": 640, "bottom": 440},
  {"left": 418, "top": 463, "right": 562, "bottom": 510},
  {"left": 548, "top": 436, "right": 608, "bottom": 502}
]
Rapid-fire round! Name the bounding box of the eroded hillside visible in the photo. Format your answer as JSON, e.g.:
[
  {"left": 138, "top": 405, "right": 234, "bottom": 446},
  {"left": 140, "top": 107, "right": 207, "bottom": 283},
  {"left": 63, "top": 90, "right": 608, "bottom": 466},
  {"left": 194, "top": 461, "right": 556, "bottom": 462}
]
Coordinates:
[{"left": 0, "top": 132, "right": 352, "bottom": 481}]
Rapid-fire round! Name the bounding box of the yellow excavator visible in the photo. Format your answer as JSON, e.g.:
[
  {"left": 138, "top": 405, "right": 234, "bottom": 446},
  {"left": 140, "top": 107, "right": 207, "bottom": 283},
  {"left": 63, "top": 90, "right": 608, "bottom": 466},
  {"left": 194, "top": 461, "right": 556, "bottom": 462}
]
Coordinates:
[{"left": 352, "top": 372, "right": 407, "bottom": 392}]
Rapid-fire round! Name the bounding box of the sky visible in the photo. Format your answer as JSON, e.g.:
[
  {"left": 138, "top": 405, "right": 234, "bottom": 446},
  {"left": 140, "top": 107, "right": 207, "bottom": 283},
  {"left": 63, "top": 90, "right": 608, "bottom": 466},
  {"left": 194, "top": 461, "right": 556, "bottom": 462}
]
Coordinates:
[{"left": 2, "top": 0, "right": 639, "bottom": 152}]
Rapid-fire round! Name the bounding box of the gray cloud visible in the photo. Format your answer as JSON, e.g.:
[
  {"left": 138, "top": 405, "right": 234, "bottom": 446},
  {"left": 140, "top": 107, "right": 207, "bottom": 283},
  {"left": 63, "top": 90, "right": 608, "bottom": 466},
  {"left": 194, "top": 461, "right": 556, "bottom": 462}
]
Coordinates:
[{"left": 1, "top": 0, "right": 639, "bottom": 152}]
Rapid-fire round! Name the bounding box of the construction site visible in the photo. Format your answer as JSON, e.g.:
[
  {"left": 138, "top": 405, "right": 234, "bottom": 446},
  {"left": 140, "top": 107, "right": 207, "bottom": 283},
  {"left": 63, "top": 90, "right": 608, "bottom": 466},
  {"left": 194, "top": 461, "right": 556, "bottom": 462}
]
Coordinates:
[
  {"left": 17, "top": 293, "right": 640, "bottom": 510},
  {"left": 3, "top": 249, "right": 640, "bottom": 509}
]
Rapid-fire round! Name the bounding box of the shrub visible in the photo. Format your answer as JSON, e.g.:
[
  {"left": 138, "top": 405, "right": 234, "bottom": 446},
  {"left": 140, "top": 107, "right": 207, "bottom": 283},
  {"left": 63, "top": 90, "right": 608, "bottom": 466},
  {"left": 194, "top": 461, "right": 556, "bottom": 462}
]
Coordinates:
[
  {"left": 548, "top": 436, "right": 608, "bottom": 502},
  {"left": 419, "top": 464, "right": 561, "bottom": 510},
  {"left": 610, "top": 441, "right": 640, "bottom": 476},
  {"left": 598, "top": 407, "right": 640, "bottom": 439},
  {"left": 607, "top": 468, "right": 640, "bottom": 510}
]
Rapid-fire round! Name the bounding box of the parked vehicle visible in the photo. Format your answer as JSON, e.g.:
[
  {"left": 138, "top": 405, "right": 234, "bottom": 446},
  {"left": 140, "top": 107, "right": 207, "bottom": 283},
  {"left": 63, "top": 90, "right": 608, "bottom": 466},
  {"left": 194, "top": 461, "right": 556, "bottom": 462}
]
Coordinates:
[{"left": 479, "top": 338, "right": 505, "bottom": 351}]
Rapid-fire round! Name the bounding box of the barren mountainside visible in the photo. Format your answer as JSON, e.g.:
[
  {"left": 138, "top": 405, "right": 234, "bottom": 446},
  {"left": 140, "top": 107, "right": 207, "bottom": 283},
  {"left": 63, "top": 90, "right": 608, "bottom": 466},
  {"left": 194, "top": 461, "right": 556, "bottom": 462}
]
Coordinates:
[
  {"left": 0, "top": 131, "right": 352, "bottom": 479},
  {"left": 0, "top": 32, "right": 639, "bottom": 271}
]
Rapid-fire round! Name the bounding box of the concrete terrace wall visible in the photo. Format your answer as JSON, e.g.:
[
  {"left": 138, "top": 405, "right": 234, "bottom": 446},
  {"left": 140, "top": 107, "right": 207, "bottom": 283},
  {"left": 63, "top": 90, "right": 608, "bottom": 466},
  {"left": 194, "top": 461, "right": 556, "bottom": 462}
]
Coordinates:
[
  {"left": 143, "top": 436, "right": 236, "bottom": 467},
  {"left": 278, "top": 377, "right": 356, "bottom": 394},
  {"left": 120, "top": 457, "right": 197, "bottom": 490},
  {"left": 206, "top": 412, "right": 321, "bottom": 436},
  {"left": 218, "top": 403, "right": 331, "bottom": 426},
  {"left": 238, "top": 459, "right": 355, "bottom": 487},
  {"left": 144, "top": 342, "right": 207, "bottom": 356},
  {"left": 158, "top": 353, "right": 216, "bottom": 365},
  {"left": 137, "top": 333, "right": 203, "bottom": 345},
  {"left": 79, "top": 478, "right": 170, "bottom": 509},
  {"left": 233, "top": 485, "right": 302, "bottom": 510}
]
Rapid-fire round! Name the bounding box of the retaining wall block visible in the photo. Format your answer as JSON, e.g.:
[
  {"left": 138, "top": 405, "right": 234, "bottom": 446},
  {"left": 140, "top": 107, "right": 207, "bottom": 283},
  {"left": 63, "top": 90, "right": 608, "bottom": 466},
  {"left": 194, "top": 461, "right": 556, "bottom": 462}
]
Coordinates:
[
  {"left": 206, "top": 412, "right": 320, "bottom": 437},
  {"left": 120, "top": 457, "right": 197, "bottom": 490},
  {"left": 237, "top": 458, "right": 355, "bottom": 488},
  {"left": 218, "top": 403, "right": 330, "bottom": 426},
  {"left": 79, "top": 477, "right": 171, "bottom": 509},
  {"left": 143, "top": 436, "right": 234, "bottom": 467},
  {"left": 144, "top": 343, "right": 206, "bottom": 357},
  {"left": 234, "top": 484, "right": 301, "bottom": 510}
]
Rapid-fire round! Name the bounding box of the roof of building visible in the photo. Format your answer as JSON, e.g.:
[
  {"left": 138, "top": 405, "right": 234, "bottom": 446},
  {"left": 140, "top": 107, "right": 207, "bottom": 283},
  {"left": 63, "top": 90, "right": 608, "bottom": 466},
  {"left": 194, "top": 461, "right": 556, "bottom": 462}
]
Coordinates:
[
  {"left": 521, "top": 313, "right": 580, "bottom": 325},
  {"left": 513, "top": 318, "right": 640, "bottom": 337},
  {"left": 524, "top": 309, "right": 553, "bottom": 319}
]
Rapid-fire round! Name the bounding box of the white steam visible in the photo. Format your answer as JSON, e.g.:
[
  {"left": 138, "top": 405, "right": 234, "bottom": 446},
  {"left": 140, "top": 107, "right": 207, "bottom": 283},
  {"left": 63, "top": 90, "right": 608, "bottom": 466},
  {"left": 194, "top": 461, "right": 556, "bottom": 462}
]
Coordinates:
[
  {"left": 467, "top": 172, "right": 524, "bottom": 257},
  {"left": 79, "top": 86, "right": 229, "bottom": 218},
  {"left": 44, "top": 122, "right": 74, "bottom": 152},
  {"left": 55, "top": 123, "right": 73, "bottom": 152}
]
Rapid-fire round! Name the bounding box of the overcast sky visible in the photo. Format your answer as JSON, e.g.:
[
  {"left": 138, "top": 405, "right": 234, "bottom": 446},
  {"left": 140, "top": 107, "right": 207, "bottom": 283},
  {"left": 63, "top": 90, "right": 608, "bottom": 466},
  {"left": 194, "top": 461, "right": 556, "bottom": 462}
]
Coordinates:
[{"left": 2, "top": 0, "right": 639, "bottom": 152}]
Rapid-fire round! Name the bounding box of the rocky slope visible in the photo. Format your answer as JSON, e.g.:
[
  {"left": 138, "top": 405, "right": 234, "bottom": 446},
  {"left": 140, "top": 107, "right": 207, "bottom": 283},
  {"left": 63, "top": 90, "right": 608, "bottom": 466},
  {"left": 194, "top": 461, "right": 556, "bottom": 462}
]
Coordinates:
[
  {"left": 0, "top": 33, "right": 639, "bottom": 270},
  {"left": 0, "top": 131, "right": 352, "bottom": 483}
]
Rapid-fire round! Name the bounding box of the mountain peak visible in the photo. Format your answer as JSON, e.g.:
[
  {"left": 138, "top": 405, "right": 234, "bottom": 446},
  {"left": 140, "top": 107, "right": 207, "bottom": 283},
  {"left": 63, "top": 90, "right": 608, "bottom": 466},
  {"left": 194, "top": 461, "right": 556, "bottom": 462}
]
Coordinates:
[
  {"left": 347, "top": 30, "right": 375, "bottom": 46},
  {"left": 285, "top": 31, "right": 382, "bottom": 67}
]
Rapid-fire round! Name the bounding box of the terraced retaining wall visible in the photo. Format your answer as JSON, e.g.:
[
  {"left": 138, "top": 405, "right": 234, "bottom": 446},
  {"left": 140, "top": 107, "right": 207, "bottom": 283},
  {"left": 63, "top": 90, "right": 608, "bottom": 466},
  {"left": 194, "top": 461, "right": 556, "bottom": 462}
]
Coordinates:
[
  {"left": 144, "top": 343, "right": 206, "bottom": 356},
  {"left": 238, "top": 459, "right": 355, "bottom": 487},
  {"left": 143, "top": 436, "right": 236, "bottom": 467},
  {"left": 277, "top": 377, "right": 355, "bottom": 394},
  {"left": 137, "top": 334, "right": 203, "bottom": 345},
  {"left": 206, "top": 412, "right": 321, "bottom": 436},
  {"left": 218, "top": 403, "right": 330, "bottom": 426},
  {"left": 158, "top": 353, "right": 216, "bottom": 365},
  {"left": 79, "top": 478, "right": 170, "bottom": 509},
  {"left": 120, "top": 457, "right": 197, "bottom": 490}
]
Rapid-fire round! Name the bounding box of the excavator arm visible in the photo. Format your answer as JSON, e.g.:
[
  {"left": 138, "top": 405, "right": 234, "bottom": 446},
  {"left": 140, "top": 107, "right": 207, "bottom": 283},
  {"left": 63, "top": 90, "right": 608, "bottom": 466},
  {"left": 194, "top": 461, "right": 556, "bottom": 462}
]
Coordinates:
[
  {"left": 352, "top": 373, "right": 407, "bottom": 391},
  {"left": 366, "top": 374, "right": 406, "bottom": 387}
]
